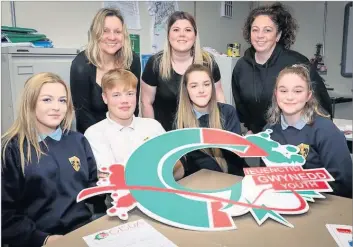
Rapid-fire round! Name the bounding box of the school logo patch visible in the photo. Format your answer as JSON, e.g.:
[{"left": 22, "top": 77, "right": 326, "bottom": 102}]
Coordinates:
[
  {"left": 297, "top": 143, "right": 310, "bottom": 159},
  {"left": 69, "top": 156, "right": 81, "bottom": 171}
]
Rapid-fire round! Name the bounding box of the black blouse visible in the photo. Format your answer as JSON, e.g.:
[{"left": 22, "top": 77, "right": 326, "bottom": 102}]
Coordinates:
[
  {"left": 70, "top": 51, "right": 141, "bottom": 134},
  {"left": 142, "top": 52, "right": 221, "bottom": 131}
]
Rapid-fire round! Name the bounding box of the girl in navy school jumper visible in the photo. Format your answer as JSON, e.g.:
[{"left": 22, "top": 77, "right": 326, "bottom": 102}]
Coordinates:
[
  {"left": 265, "top": 64, "right": 352, "bottom": 198},
  {"left": 173, "top": 64, "right": 249, "bottom": 180},
  {"left": 1, "top": 73, "right": 104, "bottom": 247}
]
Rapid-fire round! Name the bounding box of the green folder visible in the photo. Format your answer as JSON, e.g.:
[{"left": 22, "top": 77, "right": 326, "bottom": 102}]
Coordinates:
[
  {"left": 2, "top": 33, "right": 46, "bottom": 43},
  {"left": 1, "top": 26, "right": 37, "bottom": 34}
]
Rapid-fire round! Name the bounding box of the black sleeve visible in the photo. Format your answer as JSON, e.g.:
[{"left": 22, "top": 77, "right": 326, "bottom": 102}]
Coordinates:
[
  {"left": 221, "top": 104, "right": 250, "bottom": 175},
  {"left": 141, "top": 55, "right": 159, "bottom": 87},
  {"left": 180, "top": 156, "right": 198, "bottom": 177},
  {"left": 81, "top": 136, "right": 106, "bottom": 213},
  {"left": 2, "top": 143, "right": 49, "bottom": 247},
  {"left": 211, "top": 58, "right": 221, "bottom": 82},
  {"left": 231, "top": 63, "right": 250, "bottom": 128},
  {"left": 309, "top": 65, "right": 333, "bottom": 117},
  {"left": 130, "top": 53, "right": 141, "bottom": 116},
  {"left": 70, "top": 53, "right": 98, "bottom": 134},
  {"left": 222, "top": 104, "right": 242, "bottom": 135}
]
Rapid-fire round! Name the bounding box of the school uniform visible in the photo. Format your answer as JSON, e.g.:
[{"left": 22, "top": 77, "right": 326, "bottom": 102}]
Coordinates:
[
  {"left": 232, "top": 43, "right": 332, "bottom": 134},
  {"left": 84, "top": 113, "right": 166, "bottom": 208},
  {"left": 84, "top": 113, "right": 166, "bottom": 168},
  {"left": 180, "top": 103, "right": 249, "bottom": 177},
  {"left": 267, "top": 115, "right": 352, "bottom": 198},
  {"left": 1, "top": 129, "right": 104, "bottom": 247}
]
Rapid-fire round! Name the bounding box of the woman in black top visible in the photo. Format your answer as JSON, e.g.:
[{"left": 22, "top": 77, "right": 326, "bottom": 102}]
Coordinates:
[
  {"left": 173, "top": 64, "right": 248, "bottom": 180},
  {"left": 232, "top": 3, "right": 332, "bottom": 134},
  {"left": 70, "top": 8, "right": 141, "bottom": 134},
  {"left": 141, "top": 11, "right": 225, "bottom": 131}
]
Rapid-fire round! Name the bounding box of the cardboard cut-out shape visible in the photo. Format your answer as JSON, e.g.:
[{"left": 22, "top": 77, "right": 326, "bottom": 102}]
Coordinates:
[{"left": 77, "top": 128, "right": 334, "bottom": 231}]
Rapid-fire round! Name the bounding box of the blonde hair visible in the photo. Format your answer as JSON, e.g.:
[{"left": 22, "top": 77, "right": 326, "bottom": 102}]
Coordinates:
[
  {"left": 176, "top": 64, "right": 227, "bottom": 173},
  {"left": 267, "top": 64, "right": 330, "bottom": 125},
  {"left": 101, "top": 69, "right": 138, "bottom": 92},
  {"left": 85, "top": 8, "right": 133, "bottom": 69},
  {"left": 156, "top": 11, "right": 214, "bottom": 80},
  {"left": 1, "top": 73, "right": 74, "bottom": 173}
]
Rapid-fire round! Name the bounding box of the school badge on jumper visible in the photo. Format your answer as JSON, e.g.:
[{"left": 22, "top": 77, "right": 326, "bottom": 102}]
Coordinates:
[
  {"left": 69, "top": 156, "right": 81, "bottom": 171},
  {"left": 298, "top": 143, "right": 310, "bottom": 159}
]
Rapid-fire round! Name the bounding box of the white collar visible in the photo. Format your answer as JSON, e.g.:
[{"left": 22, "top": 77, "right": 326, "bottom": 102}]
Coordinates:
[{"left": 106, "top": 112, "right": 135, "bottom": 131}]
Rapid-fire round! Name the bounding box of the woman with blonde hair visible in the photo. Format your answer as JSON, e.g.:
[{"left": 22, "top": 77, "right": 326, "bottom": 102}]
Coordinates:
[
  {"left": 70, "top": 7, "right": 141, "bottom": 134},
  {"left": 141, "top": 11, "right": 225, "bottom": 131},
  {"left": 266, "top": 64, "right": 352, "bottom": 198},
  {"left": 173, "top": 64, "right": 247, "bottom": 180},
  {"left": 2, "top": 73, "right": 104, "bottom": 247}
]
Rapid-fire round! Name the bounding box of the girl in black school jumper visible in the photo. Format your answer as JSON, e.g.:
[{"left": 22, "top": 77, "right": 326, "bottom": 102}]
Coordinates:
[
  {"left": 173, "top": 64, "right": 248, "bottom": 180},
  {"left": 2, "top": 73, "right": 104, "bottom": 247},
  {"left": 266, "top": 64, "right": 352, "bottom": 198}
]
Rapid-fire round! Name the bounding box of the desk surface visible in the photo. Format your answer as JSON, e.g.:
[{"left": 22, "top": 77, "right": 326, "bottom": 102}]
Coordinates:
[{"left": 46, "top": 170, "right": 352, "bottom": 247}]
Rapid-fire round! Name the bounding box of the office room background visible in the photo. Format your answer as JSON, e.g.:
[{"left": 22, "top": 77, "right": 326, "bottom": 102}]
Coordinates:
[{"left": 1, "top": 1, "right": 352, "bottom": 120}]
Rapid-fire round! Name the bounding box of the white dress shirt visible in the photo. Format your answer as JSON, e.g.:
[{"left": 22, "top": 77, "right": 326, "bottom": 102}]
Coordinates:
[{"left": 84, "top": 113, "right": 166, "bottom": 168}]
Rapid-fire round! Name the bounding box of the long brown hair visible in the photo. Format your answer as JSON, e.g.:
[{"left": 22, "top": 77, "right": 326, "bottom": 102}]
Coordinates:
[
  {"left": 2, "top": 73, "right": 74, "bottom": 173},
  {"left": 157, "top": 11, "right": 214, "bottom": 80},
  {"left": 175, "top": 64, "right": 227, "bottom": 172},
  {"left": 85, "top": 8, "right": 133, "bottom": 69},
  {"left": 266, "top": 64, "right": 329, "bottom": 125}
]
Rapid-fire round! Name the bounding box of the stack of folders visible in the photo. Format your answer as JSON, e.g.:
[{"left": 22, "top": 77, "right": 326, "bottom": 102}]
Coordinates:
[{"left": 1, "top": 26, "right": 53, "bottom": 48}]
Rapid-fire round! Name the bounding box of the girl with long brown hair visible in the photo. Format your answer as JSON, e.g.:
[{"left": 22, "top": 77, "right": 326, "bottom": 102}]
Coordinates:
[
  {"left": 266, "top": 64, "right": 352, "bottom": 198},
  {"left": 2, "top": 73, "right": 103, "bottom": 247},
  {"left": 173, "top": 64, "right": 248, "bottom": 180}
]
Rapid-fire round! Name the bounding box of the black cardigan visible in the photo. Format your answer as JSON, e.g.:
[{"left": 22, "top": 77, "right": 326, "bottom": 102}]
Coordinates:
[{"left": 70, "top": 51, "right": 141, "bottom": 134}]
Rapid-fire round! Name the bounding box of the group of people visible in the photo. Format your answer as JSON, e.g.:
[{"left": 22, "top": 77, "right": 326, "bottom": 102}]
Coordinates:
[{"left": 2, "top": 3, "right": 352, "bottom": 247}]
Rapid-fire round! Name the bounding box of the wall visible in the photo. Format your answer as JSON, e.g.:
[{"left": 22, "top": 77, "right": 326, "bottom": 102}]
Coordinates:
[
  {"left": 1, "top": 1, "right": 249, "bottom": 56},
  {"left": 195, "top": 1, "right": 251, "bottom": 56}
]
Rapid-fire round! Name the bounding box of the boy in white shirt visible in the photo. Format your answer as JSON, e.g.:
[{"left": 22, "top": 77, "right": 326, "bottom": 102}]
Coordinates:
[{"left": 84, "top": 69, "right": 165, "bottom": 208}]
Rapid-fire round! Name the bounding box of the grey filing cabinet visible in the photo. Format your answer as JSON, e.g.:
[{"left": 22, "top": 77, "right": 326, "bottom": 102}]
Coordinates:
[{"left": 1, "top": 47, "right": 79, "bottom": 134}]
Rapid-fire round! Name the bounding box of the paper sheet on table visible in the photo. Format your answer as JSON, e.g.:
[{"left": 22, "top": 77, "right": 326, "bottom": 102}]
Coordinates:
[
  {"left": 103, "top": 1, "right": 141, "bottom": 30},
  {"left": 326, "top": 224, "right": 352, "bottom": 247},
  {"left": 82, "top": 219, "right": 178, "bottom": 247}
]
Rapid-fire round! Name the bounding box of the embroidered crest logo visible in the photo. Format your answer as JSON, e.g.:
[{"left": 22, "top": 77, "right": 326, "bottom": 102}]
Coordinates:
[
  {"left": 69, "top": 156, "right": 81, "bottom": 171},
  {"left": 297, "top": 143, "right": 310, "bottom": 159}
]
